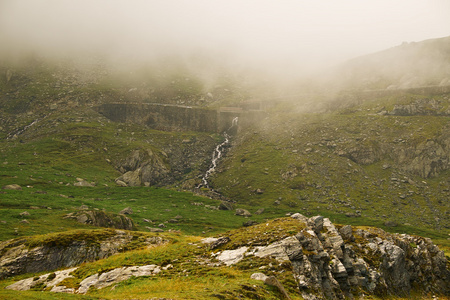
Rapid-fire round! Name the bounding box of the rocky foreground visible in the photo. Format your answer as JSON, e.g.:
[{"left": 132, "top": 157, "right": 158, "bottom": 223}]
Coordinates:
[{"left": 2, "top": 214, "right": 449, "bottom": 299}]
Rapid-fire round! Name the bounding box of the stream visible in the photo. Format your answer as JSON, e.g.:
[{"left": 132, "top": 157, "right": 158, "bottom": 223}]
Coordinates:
[{"left": 199, "top": 117, "right": 238, "bottom": 189}]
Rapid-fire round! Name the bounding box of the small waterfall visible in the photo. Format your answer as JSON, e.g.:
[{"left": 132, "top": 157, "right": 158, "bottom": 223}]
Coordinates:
[
  {"left": 199, "top": 116, "right": 238, "bottom": 189},
  {"left": 7, "top": 117, "right": 44, "bottom": 140}
]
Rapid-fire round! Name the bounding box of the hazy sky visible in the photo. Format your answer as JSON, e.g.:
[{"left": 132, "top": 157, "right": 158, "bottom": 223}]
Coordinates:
[{"left": 1, "top": 0, "right": 449, "bottom": 72}]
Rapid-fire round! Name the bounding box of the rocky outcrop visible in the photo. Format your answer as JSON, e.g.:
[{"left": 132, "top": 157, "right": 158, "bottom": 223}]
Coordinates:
[
  {"left": 388, "top": 98, "right": 450, "bottom": 116},
  {"left": 115, "top": 149, "right": 170, "bottom": 187},
  {"left": 337, "top": 125, "right": 450, "bottom": 178},
  {"left": 0, "top": 230, "right": 165, "bottom": 279},
  {"left": 402, "top": 136, "right": 450, "bottom": 178},
  {"left": 6, "top": 264, "right": 169, "bottom": 294},
  {"left": 2, "top": 216, "right": 449, "bottom": 298},
  {"left": 209, "top": 214, "right": 449, "bottom": 299},
  {"left": 63, "top": 210, "right": 136, "bottom": 230}
]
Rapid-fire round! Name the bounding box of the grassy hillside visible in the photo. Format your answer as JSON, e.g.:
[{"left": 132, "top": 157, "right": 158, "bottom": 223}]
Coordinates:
[
  {"left": 211, "top": 93, "right": 450, "bottom": 251},
  {"left": 0, "top": 49, "right": 449, "bottom": 299}
]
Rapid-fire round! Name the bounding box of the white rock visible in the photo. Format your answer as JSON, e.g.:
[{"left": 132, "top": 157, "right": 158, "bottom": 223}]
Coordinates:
[
  {"left": 253, "top": 237, "right": 301, "bottom": 262},
  {"left": 201, "top": 237, "right": 219, "bottom": 244},
  {"left": 251, "top": 272, "right": 268, "bottom": 281},
  {"left": 216, "top": 247, "right": 248, "bottom": 266}
]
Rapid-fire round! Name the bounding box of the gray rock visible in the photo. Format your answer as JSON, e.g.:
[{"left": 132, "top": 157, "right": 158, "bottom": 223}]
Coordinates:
[
  {"left": 115, "top": 180, "right": 128, "bottom": 187},
  {"left": 218, "top": 202, "right": 234, "bottom": 210},
  {"left": 339, "top": 225, "right": 354, "bottom": 241},
  {"left": 73, "top": 180, "right": 94, "bottom": 187},
  {"left": 251, "top": 272, "right": 268, "bottom": 281},
  {"left": 146, "top": 227, "right": 164, "bottom": 232},
  {"left": 19, "top": 211, "right": 30, "bottom": 217},
  {"left": 235, "top": 208, "right": 252, "bottom": 217},
  {"left": 308, "top": 215, "right": 324, "bottom": 234},
  {"left": 119, "top": 207, "right": 133, "bottom": 215},
  {"left": 291, "top": 212, "right": 308, "bottom": 222},
  {"left": 254, "top": 208, "right": 265, "bottom": 215},
  {"left": 210, "top": 237, "right": 231, "bottom": 250},
  {"left": 243, "top": 220, "right": 258, "bottom": 227},
  {"left": 264, "top": 276, "right": 291, "bottom": 300},
  {"left": 384, "top": 221, "right": 398, "bottom": 227},
  {"left": 0, "top": 231, "right": 141, "bottom": 278},
  {"left": 115, "top": 149, "right": 170, "bottom": 186},
  {"left": 69, "top": 210, "right": 136, "bottom": 230},
  {"left": 216, "top": 246, "right": 248, "bottom": 266},
  {"left": 254, "top": 237, "right": 301, "bottom": 262}
]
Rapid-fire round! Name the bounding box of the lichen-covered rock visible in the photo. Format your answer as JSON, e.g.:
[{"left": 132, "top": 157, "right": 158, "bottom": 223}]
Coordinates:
[
  {"left": 6, "top": 265, "right": 162, "bottom": 294},
  {"left": 64, "top": 210, "right": 136, "bottom": 230},
  {"left": 2, "top": 184, "right": 22, "bottom": 190},
  {"left": 0, "top": 230, "right": 165, "bottom": 279},
  {"left": 211, "top": 215, "right": 449, "bottom": 298},
  {"left": 235, "top": 208, "right": 252, "bottom": 217}
]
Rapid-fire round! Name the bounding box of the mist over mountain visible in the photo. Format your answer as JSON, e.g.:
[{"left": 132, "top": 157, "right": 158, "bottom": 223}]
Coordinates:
[
  {"left": 336, "top": 36, "right": 450, "bottom": 90},
  {"left": 0, "top": 2, "right": 449, "bottom": 299}
]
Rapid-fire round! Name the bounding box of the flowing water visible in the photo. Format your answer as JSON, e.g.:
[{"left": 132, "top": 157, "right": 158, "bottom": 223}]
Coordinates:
[{"left": 199, "top": 117, "right": 238, "bottom": 188}]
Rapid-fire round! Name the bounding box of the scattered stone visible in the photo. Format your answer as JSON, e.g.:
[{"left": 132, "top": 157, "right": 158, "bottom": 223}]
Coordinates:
[
  {"left": 254, "top": 208, "right": 265, "bottom": 215},
  {"left": 235, "top": 208, "right": 252, "bottom": 217},
  {"left": 255, "top": 188, "right": 264, "bottom": 194},
  {"left": 243, "top": 220, "right": 258, "bottom": 227},
  {"left": 79, "top": 205, "right": 89, "bottom": 210},
  {"left": 19, "top": 211, "right": 30, "bottom": 217},
  {"left": 201, "top": 237, "right": 219, "bottom": 244},
  {"left": 218, "top": 202, "right": 234, "bottom": 210},
  {"left": 143, "top": 219, "right": 152, "bottom": 223},
  {"left": 115, "top": 180, "right": 128, "bottom": 187},
  {"left": 119, "top": 207, "right": 133, "bottom": 215},
  {"left": 384, "top": 221, "right": 398, "bottom": 227},
  {"left": 146, "top": 227, "right": 164, "bottom": 232},
  {"left": 215, "top": 246, "right": 248, "bottom": 266},
  {"left": 2, "top": 184, "right": 22, "bottom": 190},
  {"left": 290, "top": 213, "right": 308, "bottom": 222},
  {"left": 264, "top": 276, "right": 291, "bottom": 300},
  {"left": 77, "top": 265, "right": 162, "bottom": 293},
  {"left": 251, "top": 272, "right": 268, "bottom": 281},
  {"left": 73, "top": 180, "right": 94, "bottom": 187},
  {"left": 209, "top": 237, "right": 231, "bottom": 250},
  {"left": 158, "top": 223, "right": 166, "bottom": 228},
  {"left": 65, "top": 210, "right": 136, "bottom": 230},
  {"left": 19, "top": 219, "right": 30, "bottom": 224}
]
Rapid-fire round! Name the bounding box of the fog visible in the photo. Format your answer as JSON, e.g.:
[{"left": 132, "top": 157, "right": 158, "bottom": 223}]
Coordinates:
[{"left": 1, "top": 0, "right": 449, "bottom": 82}]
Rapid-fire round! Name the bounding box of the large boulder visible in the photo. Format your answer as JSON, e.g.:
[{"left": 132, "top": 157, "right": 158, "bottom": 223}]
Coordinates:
[
  {"left": 115, "top": 149, "right": 170, "bottom": 186},
  {"left": 64, "top": 210, "right": 136, "bottom": 230}
]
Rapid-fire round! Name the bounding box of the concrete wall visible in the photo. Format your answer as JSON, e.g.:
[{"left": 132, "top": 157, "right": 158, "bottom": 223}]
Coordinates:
[{"left": 96, "top": 103, "right": 267, "bottom": 133}]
